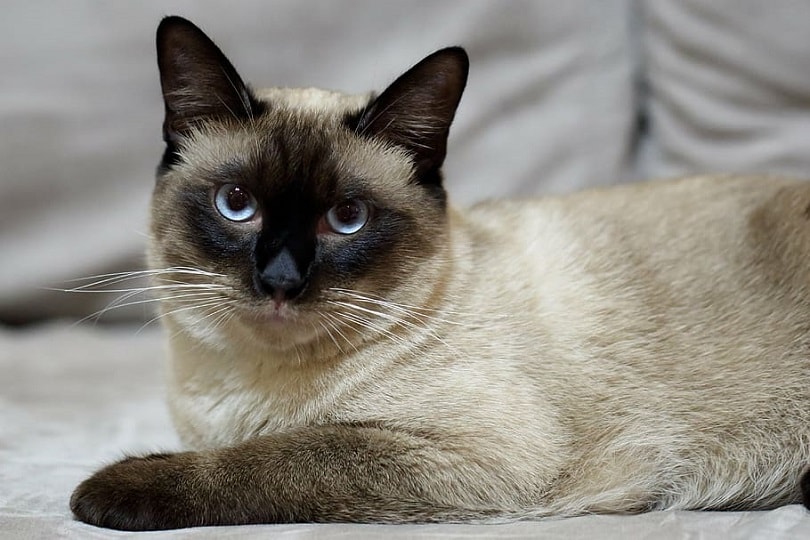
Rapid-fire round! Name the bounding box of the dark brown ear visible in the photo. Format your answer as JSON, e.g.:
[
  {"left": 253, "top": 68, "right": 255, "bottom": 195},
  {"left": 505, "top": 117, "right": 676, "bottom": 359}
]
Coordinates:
[
  {"left": 352, "top": 47, "right": 469, "bottom": 185},
  {"left": 156, "top": 16, "right": 260, "bottom": 146}
]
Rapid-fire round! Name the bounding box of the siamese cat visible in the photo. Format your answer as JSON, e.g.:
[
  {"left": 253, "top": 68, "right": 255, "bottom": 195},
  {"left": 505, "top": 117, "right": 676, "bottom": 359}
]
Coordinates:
[{"left": 71, "top": 16, "right": 809, "bottom": 531}]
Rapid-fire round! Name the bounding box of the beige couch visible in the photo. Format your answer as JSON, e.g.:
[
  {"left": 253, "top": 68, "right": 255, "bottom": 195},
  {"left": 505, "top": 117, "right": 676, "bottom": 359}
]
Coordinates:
[{"left": 2, "top": 1, "right": 810, "bottom": 537}]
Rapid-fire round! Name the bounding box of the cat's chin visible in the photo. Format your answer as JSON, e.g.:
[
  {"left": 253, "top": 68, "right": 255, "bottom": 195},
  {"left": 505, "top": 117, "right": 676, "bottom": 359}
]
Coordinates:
[{"left": 230, "top": 304, "right": 327, "bottom": 350}]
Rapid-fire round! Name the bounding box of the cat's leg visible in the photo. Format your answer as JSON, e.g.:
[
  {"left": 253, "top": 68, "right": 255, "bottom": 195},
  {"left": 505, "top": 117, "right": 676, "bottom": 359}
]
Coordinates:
[
  {"left": 70, "top": 425, "right": 520, "bottom": 530},
  {"left": 802, "top": 467, "right": 810, "bottom": 510}
]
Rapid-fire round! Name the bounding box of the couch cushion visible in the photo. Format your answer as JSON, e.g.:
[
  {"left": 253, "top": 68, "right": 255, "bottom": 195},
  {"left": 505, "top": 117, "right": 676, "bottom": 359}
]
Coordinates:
[
  {"left": 0, "top": 0, "right": 636, "bottom": 321},
  {"left": 640, "top": 0, "right": 810, "bottom": 180}
]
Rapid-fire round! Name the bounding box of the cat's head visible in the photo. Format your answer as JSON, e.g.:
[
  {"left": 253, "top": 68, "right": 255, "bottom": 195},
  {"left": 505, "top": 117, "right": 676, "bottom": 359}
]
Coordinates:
[{"left": 148, "top": 16, "right": 468, "bottom": 353}]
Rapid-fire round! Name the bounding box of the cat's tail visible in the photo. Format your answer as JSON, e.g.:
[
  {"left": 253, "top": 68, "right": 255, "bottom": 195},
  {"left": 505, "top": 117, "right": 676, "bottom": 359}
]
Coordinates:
[{"left": 802, "top": 467, "right": 810, "bottom": 510}]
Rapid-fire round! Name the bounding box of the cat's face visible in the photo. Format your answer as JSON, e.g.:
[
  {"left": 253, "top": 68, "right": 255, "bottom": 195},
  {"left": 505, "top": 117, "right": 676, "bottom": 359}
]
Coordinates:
[{"left": 148, "top": 17, "right": 467, "bottom": 352}]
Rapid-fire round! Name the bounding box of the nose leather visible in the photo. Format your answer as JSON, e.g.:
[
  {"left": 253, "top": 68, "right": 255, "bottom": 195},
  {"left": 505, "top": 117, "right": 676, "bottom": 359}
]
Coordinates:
[{"left": 257, "top": 247, "right": 305, "bottom": 298}]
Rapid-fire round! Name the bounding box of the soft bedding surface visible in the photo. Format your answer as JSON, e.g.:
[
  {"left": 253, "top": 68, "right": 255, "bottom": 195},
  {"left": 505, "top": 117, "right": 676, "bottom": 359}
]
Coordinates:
[{"left": 2, "top": 324, "right": 809, "bottom": 539}]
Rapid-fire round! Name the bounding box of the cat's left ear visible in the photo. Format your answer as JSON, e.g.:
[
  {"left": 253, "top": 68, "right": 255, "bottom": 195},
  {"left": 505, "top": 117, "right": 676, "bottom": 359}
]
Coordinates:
[
  {"left": 352, "top": 47, "right": 469, "bottom": 185},
  {"left": 156, "top": 16, "right": 259, "bottom": 145}
]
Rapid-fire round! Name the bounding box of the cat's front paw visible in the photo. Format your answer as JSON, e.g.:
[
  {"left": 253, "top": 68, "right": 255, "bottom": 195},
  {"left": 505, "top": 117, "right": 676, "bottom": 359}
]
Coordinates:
[{"left": 70, "top": 452, "right": 197, "bottom": 531}]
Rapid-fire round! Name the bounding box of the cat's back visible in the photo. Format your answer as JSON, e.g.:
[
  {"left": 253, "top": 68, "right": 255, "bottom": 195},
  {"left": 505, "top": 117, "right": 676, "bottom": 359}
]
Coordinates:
[
  {"left": 463, "top": 174, "right": 804, "bottom": 241},
  {"left": 460, "top": 174, "right": 810, "bottom": 287},
  {"left": 453, "top": 173, "right": 810, "bottom": 378}
]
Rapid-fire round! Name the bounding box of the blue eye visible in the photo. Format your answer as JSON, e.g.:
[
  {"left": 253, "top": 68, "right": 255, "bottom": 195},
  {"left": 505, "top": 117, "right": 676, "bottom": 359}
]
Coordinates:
[
  {"left": 214, "top": 184, "right": 258, "bottom": 222},
  {"left": 325, "top": 199, "right": 369, "bottom": 235}
]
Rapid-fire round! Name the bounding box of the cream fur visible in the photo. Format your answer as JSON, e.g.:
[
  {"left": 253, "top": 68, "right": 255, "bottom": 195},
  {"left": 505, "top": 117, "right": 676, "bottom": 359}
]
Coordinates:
[{"left": 150, "top": 88, "right": 810, "bottom": 517}]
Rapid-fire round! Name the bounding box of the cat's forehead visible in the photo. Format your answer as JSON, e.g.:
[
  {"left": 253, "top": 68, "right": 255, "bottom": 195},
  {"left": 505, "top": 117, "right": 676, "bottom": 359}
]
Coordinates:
[
  {"left": 172, "top": 88, "right": 414, "bottom": 200},
  {"left": 178, "top": 87, "right": 368, "bottom": 167}
]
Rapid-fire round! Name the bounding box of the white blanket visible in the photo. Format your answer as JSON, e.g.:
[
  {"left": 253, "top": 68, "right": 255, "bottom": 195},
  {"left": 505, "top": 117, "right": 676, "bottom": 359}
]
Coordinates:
[{"left": 2, "top": 325, "right": 808, "bottom": 539}]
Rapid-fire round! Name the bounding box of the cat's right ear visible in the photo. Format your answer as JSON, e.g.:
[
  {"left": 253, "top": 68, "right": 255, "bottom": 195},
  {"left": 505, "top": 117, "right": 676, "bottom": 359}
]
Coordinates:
[
  {"left": 156, "top": 16, "right": 259, "bottom": 146},
  {"left": 350, "top": 47, "right": 469, "bottom": 186}
]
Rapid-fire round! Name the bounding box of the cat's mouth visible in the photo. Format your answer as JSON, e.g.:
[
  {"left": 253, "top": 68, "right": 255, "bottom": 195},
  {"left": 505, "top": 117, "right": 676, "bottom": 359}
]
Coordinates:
[
  {"left": 239, "top": 300, "right": 299, "bottom": 327},
  {"left": 231, "top": 300, "right": 336, "bottom": 351}
]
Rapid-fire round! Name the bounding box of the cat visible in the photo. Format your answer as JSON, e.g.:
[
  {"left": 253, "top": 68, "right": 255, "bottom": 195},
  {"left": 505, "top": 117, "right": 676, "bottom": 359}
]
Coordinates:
[{"left": 70, "top": 15, "right": 810, "bottom": 531}]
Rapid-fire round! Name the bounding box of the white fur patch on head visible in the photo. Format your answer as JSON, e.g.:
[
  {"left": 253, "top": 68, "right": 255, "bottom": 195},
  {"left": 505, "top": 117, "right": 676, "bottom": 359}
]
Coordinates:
[{"left": 255, "top": 87, "right": 370, "bottom": 114}]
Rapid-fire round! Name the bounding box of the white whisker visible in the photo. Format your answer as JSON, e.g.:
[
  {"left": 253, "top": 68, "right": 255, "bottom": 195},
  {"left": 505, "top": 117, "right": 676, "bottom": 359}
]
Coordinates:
[
  {"left": 332, "top": 300, "right": 441, "bottom": 347},
  {"left": 60, "top": 267, "right": 226, "bottom": 289},
  {"left": 326, "top": 295, "right": 471, "bottom": 360},
  {"left": 322, "top": 313, "right": 359, "bottom": 355},
  {"left": 137, "top": 299, "right": 230, "bottom": 334},
  {"left": 196, "top": 302, "right": 237, "bottom": 338},
  {"left": 77, "top": 290, "right": 223, "bottom": 328},
  {"left": 332, "top": 310, "right": 409, "bottom": 348},
  {"left": 317, "top": 318, "right": 345, "bottom": 355},
  {"left": 102, "top": 290, "right": 225, "bottom": 313},
  {"left": 328, "top": 287, "right": 484, "bottom": 322},
  {"left": 53, "top": 283, "right": 230, "bottom": 295}
]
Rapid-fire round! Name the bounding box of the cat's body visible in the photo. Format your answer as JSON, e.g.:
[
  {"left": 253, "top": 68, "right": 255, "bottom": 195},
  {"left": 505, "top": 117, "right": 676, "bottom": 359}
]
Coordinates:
[
  {"left": 166, "top": 173, "right": 810, "bottom": 514},
  {"left": 71, "top": 17, "right": 810, "bottom": 530}
]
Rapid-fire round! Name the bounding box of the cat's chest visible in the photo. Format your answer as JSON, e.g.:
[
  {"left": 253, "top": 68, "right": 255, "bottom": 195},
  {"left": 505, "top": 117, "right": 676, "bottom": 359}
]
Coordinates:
[{"left": 166, "top": 346, "right": 352, "bottom": 449}]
